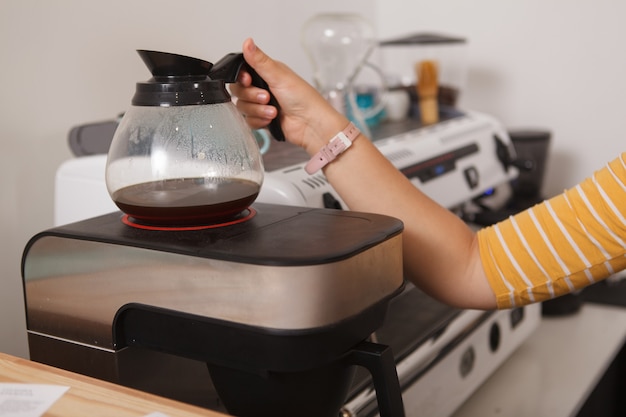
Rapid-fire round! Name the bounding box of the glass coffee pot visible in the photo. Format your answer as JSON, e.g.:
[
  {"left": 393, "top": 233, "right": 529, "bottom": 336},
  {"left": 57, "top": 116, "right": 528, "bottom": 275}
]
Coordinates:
[{"left": 105, "top": 50, "right": 282, "bottom": 226}]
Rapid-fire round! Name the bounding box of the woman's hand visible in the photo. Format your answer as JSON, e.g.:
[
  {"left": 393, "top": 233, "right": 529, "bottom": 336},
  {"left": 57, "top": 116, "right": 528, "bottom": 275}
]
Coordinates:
[{"left": 231, "top": 38, "right": 349, "bottom": 156}]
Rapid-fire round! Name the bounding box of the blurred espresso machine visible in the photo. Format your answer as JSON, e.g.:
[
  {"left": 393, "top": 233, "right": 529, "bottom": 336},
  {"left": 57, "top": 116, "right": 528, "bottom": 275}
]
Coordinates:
[{"left": 256, "top": 25, "right": 542, "bottom": 416}]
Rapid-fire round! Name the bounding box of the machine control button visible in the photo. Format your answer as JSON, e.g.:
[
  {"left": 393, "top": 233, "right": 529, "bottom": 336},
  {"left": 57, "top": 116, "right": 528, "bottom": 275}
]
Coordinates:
[
  {"left": 489, "top": 322, "right": 501, "bottom": 352},
  {"left": 510, "top": 307, "right": 525, "bottom": 329},
  {"left": 463, "top": 166, "right": 479, "bottom": 189},
  {"left": 459, "top": 346, "right": 475, "bottom": 378},
  {"left": 323, "top": 192, "right": 343, "bottom": 210}
]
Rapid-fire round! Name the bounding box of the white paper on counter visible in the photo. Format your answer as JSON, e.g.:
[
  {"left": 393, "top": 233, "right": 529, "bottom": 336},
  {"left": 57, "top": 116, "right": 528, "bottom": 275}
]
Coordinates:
[{"left": 0, "top": 383, "right": 69, "bottom": 417}]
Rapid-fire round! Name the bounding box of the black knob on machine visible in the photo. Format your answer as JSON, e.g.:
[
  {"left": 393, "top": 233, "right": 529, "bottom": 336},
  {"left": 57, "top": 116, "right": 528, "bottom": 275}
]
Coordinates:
[
  {"left": 511, "top": 158, "right": 535, "bottom": 171},
  {"left": 323, "top": 192, "right": 343, "bottom": 209},
  {"left": 494, "top": 134, "right": 535, "bottom": 173}
]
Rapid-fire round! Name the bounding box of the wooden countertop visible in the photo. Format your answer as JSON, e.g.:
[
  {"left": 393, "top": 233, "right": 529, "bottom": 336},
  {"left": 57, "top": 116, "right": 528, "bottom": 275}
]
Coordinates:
[{"left": 0, "top": 352, "right": 228, "bottom": 417}]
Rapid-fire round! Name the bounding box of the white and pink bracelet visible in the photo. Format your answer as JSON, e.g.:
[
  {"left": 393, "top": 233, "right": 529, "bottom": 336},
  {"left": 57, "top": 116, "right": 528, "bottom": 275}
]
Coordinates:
[{"left": 304, "top": 122, "right": 361, "bottom": 174}]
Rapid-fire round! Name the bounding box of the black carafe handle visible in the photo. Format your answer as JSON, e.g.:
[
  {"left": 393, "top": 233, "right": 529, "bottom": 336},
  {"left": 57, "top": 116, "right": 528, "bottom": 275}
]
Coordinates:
[
  {"left": 209, "top": 53, "right": 285, "bottom": 141},
  {"left": 244, "top": 64, "right": 285, "bottom": 141},
  {"left": 345, "top": 341, "right": 405, "bottom": 417}
]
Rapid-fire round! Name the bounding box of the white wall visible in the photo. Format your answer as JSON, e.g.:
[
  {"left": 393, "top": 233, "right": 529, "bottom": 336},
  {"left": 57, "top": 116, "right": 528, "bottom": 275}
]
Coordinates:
[
  {"left": 2, "top": 0, "right": 626, "bottom": 359},
  {"left": 376, "top": 0, "right": 626, "bottom": 195}
]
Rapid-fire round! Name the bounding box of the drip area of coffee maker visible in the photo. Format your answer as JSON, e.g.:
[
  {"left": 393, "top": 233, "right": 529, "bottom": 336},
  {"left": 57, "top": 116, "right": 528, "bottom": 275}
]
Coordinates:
[{"left": 21, "top": 203, "right": 406, "bottom": 417}]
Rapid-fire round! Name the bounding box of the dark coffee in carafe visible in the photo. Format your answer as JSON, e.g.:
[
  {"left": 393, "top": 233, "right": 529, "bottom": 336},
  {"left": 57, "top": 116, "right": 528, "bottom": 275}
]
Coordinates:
[{"left": 112, "top": 177, "right": 260, "bottom": 225}]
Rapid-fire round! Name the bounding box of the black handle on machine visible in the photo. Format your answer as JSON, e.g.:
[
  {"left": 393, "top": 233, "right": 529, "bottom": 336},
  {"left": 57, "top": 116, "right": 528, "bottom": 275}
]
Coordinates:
[
  {"left": 345, "top": 341, "right": 406, "bottom": 417},
  {"left": 494, "top": 134, "right": 534, "bottom": 173}
]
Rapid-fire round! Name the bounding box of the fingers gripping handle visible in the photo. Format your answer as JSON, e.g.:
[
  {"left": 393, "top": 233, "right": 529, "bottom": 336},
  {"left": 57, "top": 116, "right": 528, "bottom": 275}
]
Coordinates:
[
  {"left": 244, "top": 63, "right": 286, "bottom": 141},
  {"left": 209, "top": 52, "right": 286, "bottom": 141}
]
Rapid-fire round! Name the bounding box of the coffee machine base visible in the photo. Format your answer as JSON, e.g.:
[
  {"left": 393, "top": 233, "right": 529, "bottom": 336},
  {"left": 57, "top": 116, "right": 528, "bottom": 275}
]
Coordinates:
[
  {"left": 22, "top": 204, "right": 406, "bottom": 417},
  {"left": 28, "top": 333, "right": 223, "bottom": 409}
]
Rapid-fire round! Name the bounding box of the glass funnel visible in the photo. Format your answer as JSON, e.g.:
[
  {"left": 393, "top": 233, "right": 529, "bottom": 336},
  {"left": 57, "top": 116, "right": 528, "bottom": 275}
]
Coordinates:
[{"left": 301, "top": 13, "right": 384, "bottom": 132}]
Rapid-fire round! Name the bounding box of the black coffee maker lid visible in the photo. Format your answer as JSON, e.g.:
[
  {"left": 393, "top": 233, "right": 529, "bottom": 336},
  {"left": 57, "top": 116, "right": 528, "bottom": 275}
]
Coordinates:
[{"left": 132, "top": 50, "right": 244, "bottom": 106}]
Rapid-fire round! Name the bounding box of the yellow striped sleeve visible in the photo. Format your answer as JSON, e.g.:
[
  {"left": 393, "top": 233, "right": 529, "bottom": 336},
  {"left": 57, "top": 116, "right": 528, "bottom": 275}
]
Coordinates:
[{"left": 478, "top": 152, "right": 626, "bottom": 309}]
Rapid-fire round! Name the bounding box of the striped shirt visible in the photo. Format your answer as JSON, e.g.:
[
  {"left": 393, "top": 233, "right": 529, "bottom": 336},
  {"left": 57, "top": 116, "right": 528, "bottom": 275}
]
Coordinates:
[{"left": 478, "top": 152, "right": 626, "bottom": 309}]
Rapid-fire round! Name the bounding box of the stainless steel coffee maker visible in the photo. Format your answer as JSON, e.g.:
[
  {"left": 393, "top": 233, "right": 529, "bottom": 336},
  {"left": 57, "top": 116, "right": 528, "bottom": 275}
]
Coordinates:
[{"left": 22, "top": 49, "right": 407, "bottom": 417}]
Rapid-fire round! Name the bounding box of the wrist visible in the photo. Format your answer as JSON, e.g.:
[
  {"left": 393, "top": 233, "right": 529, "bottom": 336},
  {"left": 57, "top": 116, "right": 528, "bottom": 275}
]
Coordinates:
[
  {"left": 304, "top": 121, "right": 361, "bottom": 174},
  {"left": 303, "top": 110, "right": 351, "bottom": 156}
]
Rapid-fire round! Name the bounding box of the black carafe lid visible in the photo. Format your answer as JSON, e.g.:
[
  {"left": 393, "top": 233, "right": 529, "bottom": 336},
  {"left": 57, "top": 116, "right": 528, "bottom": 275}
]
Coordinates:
[
  {"left": 131, "top": 49, "right": 286, "bottom": 141},
  {"left": 132, "top": 50, "right": 236, "bottom": 106},
  {"left": 138, "top": 49, "right": 213, "bottom": 77}
]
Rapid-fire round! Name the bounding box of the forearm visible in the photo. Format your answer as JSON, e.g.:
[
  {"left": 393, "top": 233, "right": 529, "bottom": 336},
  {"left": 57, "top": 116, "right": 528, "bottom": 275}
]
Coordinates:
[{"left": 319, "top": 124, "right": 497, "bottom": 309}]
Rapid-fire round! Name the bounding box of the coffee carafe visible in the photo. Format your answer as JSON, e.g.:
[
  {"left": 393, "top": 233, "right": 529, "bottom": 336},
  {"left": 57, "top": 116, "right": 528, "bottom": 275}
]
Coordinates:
[{"left": 105, "top": 50, "right": 282, "bottom": 226}]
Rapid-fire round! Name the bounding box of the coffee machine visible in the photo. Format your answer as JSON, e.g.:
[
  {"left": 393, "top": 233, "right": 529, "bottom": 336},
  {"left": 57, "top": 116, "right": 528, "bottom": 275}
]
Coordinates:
[
  {"left": 22, "top": 204, "right": 406, "bottom": 417},
  {"left": 255, "top": 109, "right": 543, "bottom": 417},
  {"left": 22, "top": 48, "right": 408, "bottom": 417}
]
